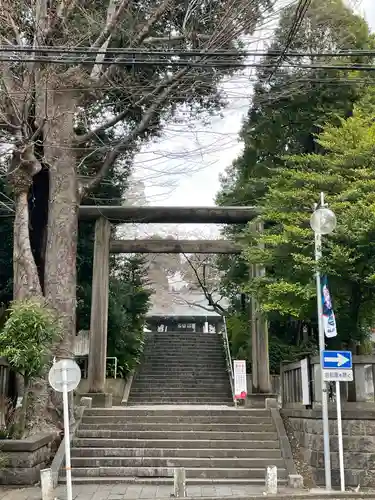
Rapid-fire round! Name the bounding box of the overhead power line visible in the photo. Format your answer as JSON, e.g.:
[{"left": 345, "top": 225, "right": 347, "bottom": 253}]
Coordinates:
[
  {"left": 0, "top": 46, "right": 374, "bottom": 57},
  {"left": 267, "top": 0, "right": 313, "bottom": 81},
  {"left": 0, "top": 56, "right": 374, "bottom": 72}
]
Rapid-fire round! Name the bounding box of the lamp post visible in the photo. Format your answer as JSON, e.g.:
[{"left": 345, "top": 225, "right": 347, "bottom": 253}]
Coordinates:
[{"left": 310, "top": 192, "right": 337, "bottom": 492}]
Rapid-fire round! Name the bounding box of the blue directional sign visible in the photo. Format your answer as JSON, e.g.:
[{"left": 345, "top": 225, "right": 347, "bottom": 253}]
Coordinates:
[{"left": 322, "top": 350, "right": 352, "bottom": 370}]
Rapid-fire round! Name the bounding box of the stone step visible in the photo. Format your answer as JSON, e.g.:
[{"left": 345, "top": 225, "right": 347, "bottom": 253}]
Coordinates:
[
  {"left": 140, "top": 362, "right": 227, "bottom": 366},
  {"left": 70, "top": 457, "right": 286, "bottom": 469},
  {"left": 143, "top": 352, "right": 225, "bottom": 356},
  {"left": 134, "top": 376, "right": 229, "bottom": 378},
  {"left": 81, "top": 415, "right": 271, "bottom": 424},
  {"left": 126, "top": 401, "right": 234, "bottom": 406},
  {"left": 145, "top": 336, "right": 223, "bottom": 341},
  {"left": 141, "top": 358, "right": 226, "bottom": 362},
  {"left": 72, "top": 438, "right": 280, "bottom": 450},
  {"left": 127, "top": 393, "right": 232, "bottom": 398},
  {"left": 129, "top": 386, "right": 231, "bottom": 391},
  {"left": 78, "top": 423, "right": 275, "bottom": 432},
  {"left": 60, "top": 476, "right": 287, "bottom": 485},
  {"left": 71, "top": 447, "right": 282, "bottom": 459},
  {"left": 143, "top": 347, "right": 225, "bottom": 352},
  {"left": 126, "top": 397, "right": 233, "bottom": 403},
  {"left": 133, "top": 379, "right": 231, "bottom": 385},
  {"left": 64, "top": 466, "right": 287, "bottom": 480},
  {"left": 143, "top": 350, "right": 225, "bottom": 353},
  {"left": 126, "top": 400, "right": 233, "bottom": 405},
  {"left": 137, "top": 366, "right": 226, "bottom": 373},
  {"left": 127, "top": 397, "right": 233, "bottom": 407},
  {"left": 136, "top": 367, "right": 228, "bottom": 372},
  {"left": 131, "top": 381, "right": 230, "bottom": 386},
  {"left": 143, "top": 348, "right": 225, "bottom": 352},
  {"left": 136, "top": 374, "right": 227, "bottom": 378},
  {"left": 130, "top": 385, "right": 231, "bottom": 391},
  {"left": 143, "top": 345, "right": 225, "bottom": 350},
  {"left": 143, "top": 350, "right": 225, "bottom": 355},
  {"left": 76, "top": 430, "right": 278, "bottom": 440},
  {"left": 127, "top": 392, "right": 232, "bottom": 398},
  {"left": 145, "top": 333, "right": 222, "bottom": 337},
  {"left": 83, "top": 409, "right": 271, "bottom": 417}
]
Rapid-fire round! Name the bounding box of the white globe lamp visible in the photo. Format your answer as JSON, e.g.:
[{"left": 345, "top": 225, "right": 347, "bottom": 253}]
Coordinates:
[{"left": 310, "top": 207, "right": 337, "bottom": 235}]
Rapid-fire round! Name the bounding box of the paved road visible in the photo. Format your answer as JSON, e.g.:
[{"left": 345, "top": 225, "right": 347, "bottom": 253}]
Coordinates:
[
  {"left": 0, "top": 484, "right": 280, "bottom": 500},
  {"left": 2, "top": 484, "right": 375, "bottom": 500}
]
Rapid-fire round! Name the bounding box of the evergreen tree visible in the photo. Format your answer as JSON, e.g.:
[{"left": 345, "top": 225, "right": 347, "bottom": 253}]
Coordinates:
[
  {"left": 215, "top": 0, "right": 375, "bottom": 368},
  {"left": 245, "top": 90, "right": 375, "bottom": 348}
]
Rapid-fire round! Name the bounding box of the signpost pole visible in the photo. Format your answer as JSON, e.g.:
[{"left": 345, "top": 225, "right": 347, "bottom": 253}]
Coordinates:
[
  {"left": 315, "top": 230, "right": 332, "bottom": 491},
  {"left": 62, "top": 362, "right": 73, "bottom": 500},
  {"left": 335, "top": 380, "right": 345, "bottom": 492},
  {"left": 49, "top": 359, "right": 81, "bottom": 500}
]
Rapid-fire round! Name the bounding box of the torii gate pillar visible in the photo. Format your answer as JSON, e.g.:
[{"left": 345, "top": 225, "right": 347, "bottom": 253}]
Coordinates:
[
  {"left": 248, "top": 221, "right": 272, "bottom": 401},
  {"left": 85, "top": 217, "right": 112, "bottom": 407}
]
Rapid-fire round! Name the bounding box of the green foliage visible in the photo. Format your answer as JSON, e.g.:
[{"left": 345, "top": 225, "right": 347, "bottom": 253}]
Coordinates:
[
  {"left": 0, "top": 299, "right": 61, "bottom": 379},
  {"left": 226, "top": 312, "right": 250, "bottom": 361},
  {"left": 244, "top": 90, "right": 375, "bottom": 345},
  {"left": 0, "top": 299, "right": 61, "bottom": 437},
  {"left": 226, "top": 311, "right": 315, "bottom": 373},
  {"left": 216, "top": 0, "right": 374, "bottom": 358},
  {"left": 77, "top": 247, "right": 151, "bottom": 378},
  {"left": 106, "top": 257, "right": 151, "bottom": 377}
]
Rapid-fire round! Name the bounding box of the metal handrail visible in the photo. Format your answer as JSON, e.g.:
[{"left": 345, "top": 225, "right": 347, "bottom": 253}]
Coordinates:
[{"left": 220, "top": 316, "right": 235, "bottom": 401}]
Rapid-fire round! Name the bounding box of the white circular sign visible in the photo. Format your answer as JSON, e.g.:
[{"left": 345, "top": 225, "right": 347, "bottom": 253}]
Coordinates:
[
  {"left": 48, "top": 359, "right": 81, "bottom": 393},
  {"left": 310, "top": 207, "right": 337, "bottom": 235}
]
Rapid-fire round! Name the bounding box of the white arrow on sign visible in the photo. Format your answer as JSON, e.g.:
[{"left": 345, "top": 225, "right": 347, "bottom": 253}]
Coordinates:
[{"left": 324, "top": 353, "right": 349, "bottom": 367}]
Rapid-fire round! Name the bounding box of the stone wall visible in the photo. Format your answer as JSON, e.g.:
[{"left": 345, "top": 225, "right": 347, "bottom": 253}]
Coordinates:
[
  {"left": 0, "top": 432, "right": 59, "bottom": 485},
  {"left": 283, "top": 407, "right": 375, "bottom": 487}
]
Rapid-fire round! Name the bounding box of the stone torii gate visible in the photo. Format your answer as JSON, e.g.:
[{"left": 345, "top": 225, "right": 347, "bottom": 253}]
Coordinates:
[{"left": 80, "top": 205, "right": 271, "bottom": 405}]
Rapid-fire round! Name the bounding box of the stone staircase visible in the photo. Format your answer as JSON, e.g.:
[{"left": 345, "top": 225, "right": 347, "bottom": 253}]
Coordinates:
[
  {"left": 64, "top": 407, "right": 289, "bottom": 485},
  {"left": 127, "top": 331, "right": 233, "bottom": 405}
]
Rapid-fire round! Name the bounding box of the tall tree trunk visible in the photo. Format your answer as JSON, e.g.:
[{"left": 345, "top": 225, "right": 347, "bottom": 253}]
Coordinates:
[
  {"left": 10, "top": 171, "right": 56, "bottom": 437},
  {"left": 13, "top": 188, "right": 42, "bottom": 300},
  {"left": 44, "top": 90, "right": 78, "bottom": 358}
]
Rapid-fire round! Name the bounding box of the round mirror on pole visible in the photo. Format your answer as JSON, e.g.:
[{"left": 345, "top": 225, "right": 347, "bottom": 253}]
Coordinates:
[
  {"left": 310, "top": 207, "right": 337, "bottom": 235},
  {"left": 49, "top": 359, "right": 81, "bottom": 393}
]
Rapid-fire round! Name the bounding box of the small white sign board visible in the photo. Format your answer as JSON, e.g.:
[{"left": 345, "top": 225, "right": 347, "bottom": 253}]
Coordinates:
[
  {"left": 323, "top": 369, "right": 353, "bottom": 382},
  {"left": 300, "top": 358, "right": 311, "bottom": 405},
  {"left": 234, "top": 360, "right": 247, "bottom": 399}
]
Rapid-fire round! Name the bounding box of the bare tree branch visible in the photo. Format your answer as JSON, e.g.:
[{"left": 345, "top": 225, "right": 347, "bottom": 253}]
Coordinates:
[
  {"left": 96, "top": 0, "right": 173, "bottom": 84},
  {"left": 6, "top": 12, "right": 22, "bottom": 46},
  {"left": 42, "top": 0, "right": 78, "bottom": 40},
  {"left": 183, "top": 253, "right": 227, "bottom": 316},
  {"left": 90, "top": 0, "right": 131, "bottom": 79},
  {"left": 80, "top": 67, "right": 188, "bottom": 193},
  {"left": 76, "top": 66, "right": 186, "bottom": 145},
  {"left": 142, "top": 34, "right": 211, "bottom": 45},
  {"left": 173, "top": 295, "right": 218, "bottom": 314}
]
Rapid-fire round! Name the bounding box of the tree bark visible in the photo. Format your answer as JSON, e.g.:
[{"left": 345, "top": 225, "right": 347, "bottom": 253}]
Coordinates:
[
  {"left": 13, "top": 190, "right": 42, "bottom": 300},
  {"left": 44, "top": 90, "right": 78, "bottom": 357}
]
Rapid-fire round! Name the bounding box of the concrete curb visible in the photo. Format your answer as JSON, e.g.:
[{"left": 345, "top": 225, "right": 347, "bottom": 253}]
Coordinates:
[
  {"left": 270, "top": 407, "right": 303, "bottom": 488},
  {"left": 121, "top": 370, "right": 135, "bottom": 405},
  {"left": 178, "top": 494, "right": 375, "bottom": 500}
]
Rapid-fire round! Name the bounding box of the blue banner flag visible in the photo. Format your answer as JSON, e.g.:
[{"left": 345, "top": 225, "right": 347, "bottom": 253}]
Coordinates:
[{"left": 321, "top": 275, "right": 337, "bottom": 338}]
